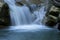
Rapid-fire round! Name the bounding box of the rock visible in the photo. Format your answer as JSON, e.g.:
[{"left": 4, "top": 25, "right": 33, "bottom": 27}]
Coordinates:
[
  {"left": 45, "top": 19, "right": 57, "bottom": 27},
  {"left": 16, "top": 2, "right": 24, "bottom": 6},
  {"left": 0, "top": 3, "right": 11, "bottom": 29},
  {"left": 44, "top": 5, "right": 60, "bottom": 27},
  {"left": 0, "top": 2, "right": 4, "bottom": 8},
  {"left": 57, "top": 14, "right": 60, "bottom": 30},
  {"left": 51, "top": 0, "right": 60, "bottom": 8},
  {"left": 49, "top": 11, "right": 59, "bottom": 17},
  {"left": 44, "top": 11, "right": 59, "bottom": 27},
  {"left": 0, "top": 2, "right": 4, "bottom": 11}
]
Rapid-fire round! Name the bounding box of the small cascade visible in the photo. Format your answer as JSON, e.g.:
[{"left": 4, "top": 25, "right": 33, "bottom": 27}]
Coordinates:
[
  {"left": 4, "top": 0, "right": 49, "bottom": 30},
  {"left": 4, "top": 0, "right": 33, "bottom": 26},
  {"left": 33, "top": 6, "right": 46, "bottom": 24}
]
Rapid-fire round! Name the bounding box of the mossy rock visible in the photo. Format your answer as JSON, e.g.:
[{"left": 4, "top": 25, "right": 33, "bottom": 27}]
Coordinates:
[{"left": 44, "top": 11, "right": 60, "bottom": 27}]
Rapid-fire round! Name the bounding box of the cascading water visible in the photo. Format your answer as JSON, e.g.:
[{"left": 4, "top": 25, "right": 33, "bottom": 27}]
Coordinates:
[
  {"left": 33, "top": 6, "right": 46, "bottom": 24},
  {"left": 0, "top": 0, "right": 59, "bottom": 40},
  {"left": 4, "top": 0, "right": 33, "bottom": 26},
  {"left": 4, "top": 0, "right": 49, "bottom": 30}
]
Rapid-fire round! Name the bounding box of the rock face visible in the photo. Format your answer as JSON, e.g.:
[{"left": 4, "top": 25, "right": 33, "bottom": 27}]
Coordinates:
[
  {"left": 44, "top": 7, "right": 60, "bottom": 27},
  {"left": 58, "top": 13, "right": 60, "bottom": 30},
  {"left": 0, "top": 3, "right": 11, "bottom": 29},
  {"left": 43, "top": 10, "right": 60, "bottom": 27},
  {"left": 51, "top": 0, "right": 60, "bottom": 8}
]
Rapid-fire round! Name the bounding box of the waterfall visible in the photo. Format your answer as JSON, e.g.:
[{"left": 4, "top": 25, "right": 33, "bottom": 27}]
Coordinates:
[
  {"left": 4, "top": 0, "right": 33, "bottom": 26},
  {"left": 4, "top": 0, "right": 49, "bottom": 30},
  {"left": 33, "top": 6, "right": 46, "bottom": 24}
]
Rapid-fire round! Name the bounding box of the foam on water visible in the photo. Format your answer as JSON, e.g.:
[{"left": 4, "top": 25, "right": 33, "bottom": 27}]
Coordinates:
[{"left": 8, "top": 24, "right": 52, "bottom": 32}]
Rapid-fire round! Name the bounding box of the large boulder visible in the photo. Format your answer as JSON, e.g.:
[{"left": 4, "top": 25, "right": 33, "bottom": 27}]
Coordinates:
[
  {"left": 0, "top": 3, "right": 11, "bottom": 29},
  {"left": 43, "top": 5, "right": 60, "bottom": 27}
]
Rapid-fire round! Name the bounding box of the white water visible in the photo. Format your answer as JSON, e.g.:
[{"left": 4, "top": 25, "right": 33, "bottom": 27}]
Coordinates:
[
  {"left": 4, "top": 0, "right": 48, "bottom": 30},
  {"left": 4, "top": 0, "right": 33, "bottom": 26},
  {"left": 33, "top": 6, "right": 46, "bottom": 24}
]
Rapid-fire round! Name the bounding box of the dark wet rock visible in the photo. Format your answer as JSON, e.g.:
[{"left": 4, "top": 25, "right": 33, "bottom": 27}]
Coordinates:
[
  {"left": 49, "top": 11, "right": 59, "bottom": 17},
  {"left": 0, "top": 3, "right": 11, "bottom": 29},
  {"left": 58, "top": 23, "right": 60, "bottom": 30},
  {"left": 51, "top": 0, "right": 60, "bottom": 8},
  {"left": 57, "top": 14, "right": 60, "bottom": 30},
  {"left": 44, "top": 11, "right": 60, "bottom": 27},
  {"left": 16, "top": 2, "right": 24, "bottom": 6},
  {"left": 45, "top": 15, "right": 57, "bottom": 27},
  {"left": 45, "top": 19, "right": 57, "bottom": 27}
]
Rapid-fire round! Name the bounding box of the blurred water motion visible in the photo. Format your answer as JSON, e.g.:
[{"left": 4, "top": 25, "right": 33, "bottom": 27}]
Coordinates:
[{"left": 0, "top": 0, "right": 59, "bottom": 40}]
